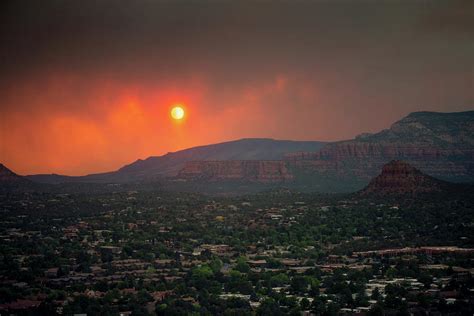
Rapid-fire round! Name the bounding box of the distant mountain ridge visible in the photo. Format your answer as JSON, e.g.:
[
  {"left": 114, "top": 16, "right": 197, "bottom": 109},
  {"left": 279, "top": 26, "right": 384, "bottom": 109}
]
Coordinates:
[
  {"left": 355, "top": 111, "right": 474, "bottom": 145},
  {"left": 19, "top": 110, "right": 474, "bottom": 193},
  {"left": 26, "top": 138, "right": 326, "bottom": 184},
  {"left": 284, "top": 110, "right": 474, "bottom": 187},
  {"left": 119, "top": 138, "right": 325, "bottom": 174}
]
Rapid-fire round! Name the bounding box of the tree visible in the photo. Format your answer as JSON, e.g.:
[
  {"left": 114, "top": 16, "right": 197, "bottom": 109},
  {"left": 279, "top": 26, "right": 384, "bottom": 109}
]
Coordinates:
[
  {"left": 256, "top": 298, "right": 284, "bottom": 316},
  {"left": 311, "top": 296, "right": 327, "bottom": 315},
  {"left": 209, "top": 258, "right": 223, "bottom": 274},
  {"left": 235, "top": 257, "right": 250, "bottom": 274},
  {"left": 371, "top": 287, "right": 381, "bottom": 301},
  {"left": 192, "top": 265, "right": 214, "bottom": 279},
  {"left": 355, "top": 289, "right": 369, "bottom": 307},
  {"left": 270, "top": 273, "right": 289, "bottom": 287},
  {"left": 291, "top": 276, "right": 309, "bottom": 293},
  {"left": 300, "top": 297, "right": 310, "bottom": 310},
  {"left": 385, "top": 267, "right": 397, "bottom": 279}
]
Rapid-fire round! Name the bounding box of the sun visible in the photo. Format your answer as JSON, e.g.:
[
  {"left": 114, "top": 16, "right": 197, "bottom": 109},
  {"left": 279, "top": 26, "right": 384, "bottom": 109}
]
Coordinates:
[{"left": 171, "top": 105, "right": 185, "bottom": 120}]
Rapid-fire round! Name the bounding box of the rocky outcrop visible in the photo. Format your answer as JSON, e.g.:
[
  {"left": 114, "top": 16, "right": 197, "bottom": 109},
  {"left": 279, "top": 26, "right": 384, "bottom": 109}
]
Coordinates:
[
  {"left": 176, "top": 160, "right": 293, "bottom": 182},
  {"left": 284, "top": 111, "right": 474, "bottom": 183},
  {"left": 360, "top": 160, "right": 444, "bottom": 195},
  {"left": 285, "top": 143, "right": 473, "bottom": 180}
]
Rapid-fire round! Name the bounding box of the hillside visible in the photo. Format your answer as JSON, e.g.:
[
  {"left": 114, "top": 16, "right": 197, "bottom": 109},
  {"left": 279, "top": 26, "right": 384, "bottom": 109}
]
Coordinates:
[
  {"left": 27, "top": 138, "right": 325, "bottom": 183},
  {"left": 0, "top": 164, "right": 27, "bottom": 183},
  {"left": 0, "top": 164, "right": 33, "bottom": 191}
]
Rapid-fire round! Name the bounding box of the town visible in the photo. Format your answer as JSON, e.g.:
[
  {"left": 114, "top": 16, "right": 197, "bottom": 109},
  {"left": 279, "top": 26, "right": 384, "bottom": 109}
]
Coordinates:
[{"left": 0, "top": 189, "right": 472, "bottom": 315}]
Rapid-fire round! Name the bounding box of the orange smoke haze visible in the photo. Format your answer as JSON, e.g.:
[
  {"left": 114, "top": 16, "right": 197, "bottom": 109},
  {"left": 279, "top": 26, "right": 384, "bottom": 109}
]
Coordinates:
[
  {"left": 1, "top": 1, "right": 472, "bottom": 176},
  {"left": 0, "top": 72, "right": 329, "bottom": 175},
  {"left": 1, "top": 67, "right": 472, "bottom": 176}
]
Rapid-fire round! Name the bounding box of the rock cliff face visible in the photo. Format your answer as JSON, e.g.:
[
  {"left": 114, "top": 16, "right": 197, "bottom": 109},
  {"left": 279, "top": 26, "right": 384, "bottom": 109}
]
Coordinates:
[
  {"left": 360, "top": 160, "right": 443, "bottom": 195},
  {"left": 177, "top": 160, "right": 293, "bottom": 182},
  {"left": 27, "top": 138, "right": 324, "bottom": 184},
  {"left": 284, "top": 111, "right": 474, "bottom": 183},
  {"left": 285, "top": 143, "right": 473, "bottom": 180}
]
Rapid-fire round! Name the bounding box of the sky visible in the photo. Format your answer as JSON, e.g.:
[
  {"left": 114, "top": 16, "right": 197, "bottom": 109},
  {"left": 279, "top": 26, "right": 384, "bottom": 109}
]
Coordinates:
[{"left": 0, "top": 0, "right": 473, "bottom": 176}]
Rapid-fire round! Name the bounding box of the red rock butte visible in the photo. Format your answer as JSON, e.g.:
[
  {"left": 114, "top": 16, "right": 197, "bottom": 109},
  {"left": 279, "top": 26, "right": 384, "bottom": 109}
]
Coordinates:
[{"left": 360, "top": 160, "right": 444, "bottom": 195}]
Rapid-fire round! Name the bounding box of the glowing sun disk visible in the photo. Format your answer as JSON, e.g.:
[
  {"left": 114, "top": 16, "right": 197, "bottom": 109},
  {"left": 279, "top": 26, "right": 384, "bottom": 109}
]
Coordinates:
[{"left": 171, "top": 106, "right": 185, "bottom": 120}]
